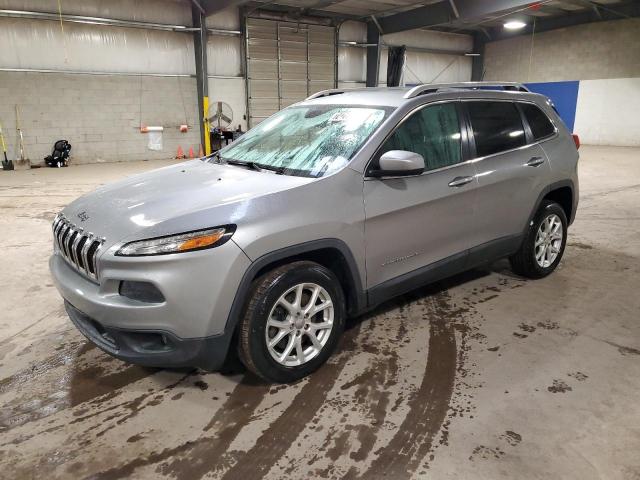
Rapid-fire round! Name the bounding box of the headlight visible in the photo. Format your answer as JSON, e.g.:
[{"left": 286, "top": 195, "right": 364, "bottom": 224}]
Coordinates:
[{"left": 116, "top": 225, "right": 235, "bottom": 256}]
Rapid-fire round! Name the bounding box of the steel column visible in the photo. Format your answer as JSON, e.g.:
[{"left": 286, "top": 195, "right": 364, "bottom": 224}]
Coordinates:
[
  {"left": 365, "top": 22, "right": 381, "bottom": 88},
  {"left": 192, "top": 5, "right": 211, "bottom": 155},
  {"left": 471, "top": 33, "right": 485, "bottom": 81}
]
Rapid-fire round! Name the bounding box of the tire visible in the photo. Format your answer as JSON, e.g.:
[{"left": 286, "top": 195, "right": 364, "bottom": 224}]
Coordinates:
[
  {"left": 237, "top": 261, "right": 346, "bottom": 383},
  {"left": 510, "top": 200, "right": 568, "bottom": 279}
]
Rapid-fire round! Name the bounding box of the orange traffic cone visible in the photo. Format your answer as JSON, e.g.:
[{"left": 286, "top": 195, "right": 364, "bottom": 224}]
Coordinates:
[
  {"left": 198, "top": 144, "right": 204, "bottom": 157},
  {"left": 176, "top": 146, "right": 185, "bottom": 159},
  {"left": 188, "top": 146, "right": 195, "bottom": 159}
]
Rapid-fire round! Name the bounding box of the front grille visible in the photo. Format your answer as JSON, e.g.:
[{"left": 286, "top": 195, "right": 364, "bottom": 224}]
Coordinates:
[{"left": 52, "top": 213, "right": 105, "bottom": 282}]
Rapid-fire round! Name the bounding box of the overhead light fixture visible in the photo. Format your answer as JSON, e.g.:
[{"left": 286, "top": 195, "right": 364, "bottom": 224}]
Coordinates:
[
  {"left": 504, "top": 20, "right": 527, "bottom": 30},
  {"left": 465, "top": 53, "right": 481, "bottom": 56}
]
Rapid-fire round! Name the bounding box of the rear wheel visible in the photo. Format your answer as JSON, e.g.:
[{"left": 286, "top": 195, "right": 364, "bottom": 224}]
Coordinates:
[
  {"left": 238, "top": 261, "right": 345, "bottom": 383},
  {"left": 510, "top": 200, "right": 568, "bottom": 279}
]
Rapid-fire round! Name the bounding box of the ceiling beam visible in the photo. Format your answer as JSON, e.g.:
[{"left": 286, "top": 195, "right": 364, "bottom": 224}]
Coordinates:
[
  {"left": 377, "top": 0, "right": 547, "bottom": 34},
  {"left": 243, "top": 1, "right": 360, "bottom": 22},
  {"left": 487, "top": 0, "right": 640, "bottom": 41},
  {"left": 376, "top": 1, "right": 452, "bottom": 34},
  {"left": 201, "top": 0, "right": 252, "bottom": 16}
]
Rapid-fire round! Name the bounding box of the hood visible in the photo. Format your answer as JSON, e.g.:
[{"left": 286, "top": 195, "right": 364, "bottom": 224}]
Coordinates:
[{"left": 62, "top": 160, "right": 315, "bottom": 247}]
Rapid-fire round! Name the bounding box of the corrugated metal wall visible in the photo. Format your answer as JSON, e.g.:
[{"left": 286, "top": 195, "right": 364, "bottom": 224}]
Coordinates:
[
  {"left": 0, "top": 0, "right": 191, "bottom": 24},
  {"left": 337, "top": 20, "right": 472, "bottom": 88},
  {"left": 0, "top": 18, "right": 195, "bottom": 74}
]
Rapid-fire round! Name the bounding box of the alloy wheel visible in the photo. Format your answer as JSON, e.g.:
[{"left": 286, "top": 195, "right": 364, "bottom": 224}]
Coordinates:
[
  {"left": 265, "top": 282, "right": 334, "bottom": 367},
  {"left": 534, "top": 213, "right": 563, "bottom": 268}
]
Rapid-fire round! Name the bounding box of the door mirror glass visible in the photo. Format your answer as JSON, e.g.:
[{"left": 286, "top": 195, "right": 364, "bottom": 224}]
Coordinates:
[{"left": 371, "top": 150, "right": 425, "bottom": 177}]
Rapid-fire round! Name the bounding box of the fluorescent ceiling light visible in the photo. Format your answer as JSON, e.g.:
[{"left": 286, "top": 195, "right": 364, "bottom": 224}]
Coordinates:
[{"left": 504, "top": 20, "right": 527, "bottom": 30}]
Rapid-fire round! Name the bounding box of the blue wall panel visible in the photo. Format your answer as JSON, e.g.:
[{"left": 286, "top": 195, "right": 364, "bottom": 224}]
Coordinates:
[{"left": 524, "top": 81, "right": 580, "bottom": 132}]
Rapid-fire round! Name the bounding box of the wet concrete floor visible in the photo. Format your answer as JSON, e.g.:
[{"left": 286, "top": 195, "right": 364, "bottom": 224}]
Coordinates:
[{"left": 1, "top": 146, "right": 639, "bottom": 479}]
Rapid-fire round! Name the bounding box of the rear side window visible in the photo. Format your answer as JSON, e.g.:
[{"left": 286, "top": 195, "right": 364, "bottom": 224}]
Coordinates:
[
  {"left": 467, "top": 101, "right": 526, "bottom": 157},
  {"left": 378, "top": 102, "right": 462, "bottom": 171},
  {"left": 520, "top": 103, "right": 555, "bottom": 140}
]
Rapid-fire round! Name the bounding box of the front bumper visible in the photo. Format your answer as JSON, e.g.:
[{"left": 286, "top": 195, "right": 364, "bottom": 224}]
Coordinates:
[
  {"left": 64, "top": 301, "right": 230, "bottom": 370},
  {"left": 50, "top": 239, "right": 251, "bottom": 369}
]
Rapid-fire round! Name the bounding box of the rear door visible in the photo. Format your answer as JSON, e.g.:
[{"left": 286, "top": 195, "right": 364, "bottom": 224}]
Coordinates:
[
  {"left": 464, "top": 100, "right": 551, "bottom": 246},
  {"left": 363, "top": 101, "right": 478, "bottom": 290}
]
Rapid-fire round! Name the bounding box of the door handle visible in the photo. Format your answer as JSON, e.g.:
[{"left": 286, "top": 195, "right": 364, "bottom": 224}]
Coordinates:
[
  {"left": 448, "top": 176, "right": 474, "bottom": 187},
  {"left": 526, "top": 156, "right": 545, "bottom": 167}
]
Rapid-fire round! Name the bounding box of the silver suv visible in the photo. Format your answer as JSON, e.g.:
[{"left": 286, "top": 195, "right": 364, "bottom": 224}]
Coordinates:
[{"left": 50, "top": 82, "right": 579, "bottom": 383}]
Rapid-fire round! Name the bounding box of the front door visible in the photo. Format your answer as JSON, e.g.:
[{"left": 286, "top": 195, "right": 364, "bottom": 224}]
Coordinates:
[{"left": 363, "top": 101, "right": 478, "bottom": 293}]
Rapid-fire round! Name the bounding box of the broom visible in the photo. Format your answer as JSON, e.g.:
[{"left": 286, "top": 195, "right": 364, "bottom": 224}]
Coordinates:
[{"left": 0, "top": 122, "right": 13, "bottom": 171}]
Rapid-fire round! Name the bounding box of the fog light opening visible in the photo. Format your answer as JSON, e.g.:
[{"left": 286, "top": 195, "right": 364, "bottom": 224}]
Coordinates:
[{"left": 119, "top": 281, "right": 165, "bottom": 303}]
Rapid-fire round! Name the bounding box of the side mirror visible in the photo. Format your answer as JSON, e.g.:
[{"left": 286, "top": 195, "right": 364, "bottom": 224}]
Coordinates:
[{"left": 369, "top": 150, "right": 425, "bottom": 178}]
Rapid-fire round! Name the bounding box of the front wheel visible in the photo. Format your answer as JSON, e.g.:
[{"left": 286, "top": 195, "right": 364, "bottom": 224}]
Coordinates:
[
  {"left": 510, "top": 200, "right": 568, "bottom": 279},
  {"left": 237, "top": 261, "right": 346, "bottom": 383}
]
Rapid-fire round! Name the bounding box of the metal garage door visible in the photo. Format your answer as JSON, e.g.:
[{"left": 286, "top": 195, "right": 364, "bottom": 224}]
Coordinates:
[{"left": 246, "top": 18, "right": 336, "bottom": 127}]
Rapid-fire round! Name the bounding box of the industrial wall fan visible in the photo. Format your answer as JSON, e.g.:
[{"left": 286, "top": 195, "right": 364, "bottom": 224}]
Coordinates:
[{"left": 208, "top": 101, "right": 233, "bottom": 129}]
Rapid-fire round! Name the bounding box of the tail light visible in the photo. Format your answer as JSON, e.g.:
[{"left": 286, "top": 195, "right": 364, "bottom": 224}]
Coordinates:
[{"left": 572, "top": 134, "right": 580, "bottom": 150}]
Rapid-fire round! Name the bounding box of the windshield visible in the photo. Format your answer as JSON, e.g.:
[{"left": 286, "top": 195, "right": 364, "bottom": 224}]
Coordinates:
[{"left": 216, "top": 105, "right": 389, "bottom": 177}]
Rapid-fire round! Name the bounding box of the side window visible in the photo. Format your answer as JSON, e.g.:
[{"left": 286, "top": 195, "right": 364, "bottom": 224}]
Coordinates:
[
  {"left": 467, "top": 101, "right": 526, "bottom": 157},
  {"left": 520, "top": 103, "right": 555, "bottom": 140},
  {"left": 378, "top": 102, "right": 462, "bottom": 171}
]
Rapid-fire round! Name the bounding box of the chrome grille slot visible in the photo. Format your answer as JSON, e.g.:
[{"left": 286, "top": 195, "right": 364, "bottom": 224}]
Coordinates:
[{"left": 52, "top": 214, "right": 105, "bottom": 282}]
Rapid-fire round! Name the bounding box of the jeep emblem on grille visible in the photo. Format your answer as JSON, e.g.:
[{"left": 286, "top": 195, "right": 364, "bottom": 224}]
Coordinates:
[{"left": 77, "top": 211, "right": 89, "bottom": 222}]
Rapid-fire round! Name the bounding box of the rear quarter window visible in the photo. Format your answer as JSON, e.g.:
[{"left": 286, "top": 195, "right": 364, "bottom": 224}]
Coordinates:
[{"left": 520, "top": 103, "right": 556, "bottom": 140}]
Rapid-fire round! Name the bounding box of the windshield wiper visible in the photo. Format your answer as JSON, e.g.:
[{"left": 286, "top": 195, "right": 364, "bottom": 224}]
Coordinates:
[
  {"left": 225, "top": 159, "right": 286, "bottom": 175},
  {"left": 225, "top": 159, "right": 263, "bottom": 171},
  {"left": 254, "top": 163, "right": 286, "bottom": 175}
]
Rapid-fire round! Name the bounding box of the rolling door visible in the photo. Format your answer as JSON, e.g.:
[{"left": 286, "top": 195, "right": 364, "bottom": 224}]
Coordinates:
[{"left": 246, "top": 18, "right": 336, "bottom": 127}]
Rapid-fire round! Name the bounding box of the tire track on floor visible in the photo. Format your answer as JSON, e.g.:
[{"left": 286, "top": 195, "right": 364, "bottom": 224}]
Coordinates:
[
  {"left": 275, "top": 308, "right": 404, "bottom": 478},
  {"left": 355, "top": 292, "right": 458, "bottom": 479},
  {"left": 90, "top": 374, "right": 271, "bottom": 480},
  {"left": 0, "top": 341, "right": 154, "bottom": 433},
  {"left": 217, "top": 324, "right": 363, "bottom": 480}
]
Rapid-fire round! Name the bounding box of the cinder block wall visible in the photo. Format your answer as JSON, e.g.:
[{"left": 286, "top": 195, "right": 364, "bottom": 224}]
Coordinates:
[
  {"left": 482, "top": 18, "right": 640, "bottom": 146},
  {"left": 483, "top": 18, "right": 640, "bottom": 82},
  {"left": 0, "top": 72, "right": 201, "bottom": 165}
]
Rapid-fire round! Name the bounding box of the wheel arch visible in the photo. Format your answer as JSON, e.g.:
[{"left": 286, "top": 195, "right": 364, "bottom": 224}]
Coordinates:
[
  {"left": 224, "top": 239, "right": 366, "bottom": 338},
  {"left": 543, "top": 186, "right": 573, "bottom": 223},
  {"left": 527, "top": 180, "right": 576, "bottom": 232}
]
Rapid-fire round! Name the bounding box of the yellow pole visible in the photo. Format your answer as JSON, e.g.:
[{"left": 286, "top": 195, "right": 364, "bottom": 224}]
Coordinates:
[
  {"left": 203, "top": 96, "right": 211, "bottom": 155},
  {"left": 0, "top": 123, "right": 7, "bottom": 152}
]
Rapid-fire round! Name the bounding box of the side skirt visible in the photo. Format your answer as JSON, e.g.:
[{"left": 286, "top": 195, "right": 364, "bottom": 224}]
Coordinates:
[{"left": 365, "top": 235, "right": 523, "bottom": 310}]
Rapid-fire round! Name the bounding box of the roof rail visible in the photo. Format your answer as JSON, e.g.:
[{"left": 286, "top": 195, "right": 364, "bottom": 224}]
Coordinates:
[
  {"left": 404, "top": 82, "right": 530, "bottom": 99},
  {"left": 305, "top": 88, "right": 347, "bottom": 100}
]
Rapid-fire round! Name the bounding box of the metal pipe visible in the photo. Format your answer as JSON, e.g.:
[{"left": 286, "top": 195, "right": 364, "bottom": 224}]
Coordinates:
[
  {"left": 0, "top": 67, "right": 242, "bottom": 79},
  {"left": 338, "top": 41, "right": 470, "bottom": 57},
  {"left": 0, "top": 9, "right": 241, "bottom": 35}
]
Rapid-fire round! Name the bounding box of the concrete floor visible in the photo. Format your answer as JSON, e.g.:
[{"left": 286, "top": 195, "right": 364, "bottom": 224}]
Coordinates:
[{"left": 1, "top": 146, "right": 639, "bottom": 479}]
